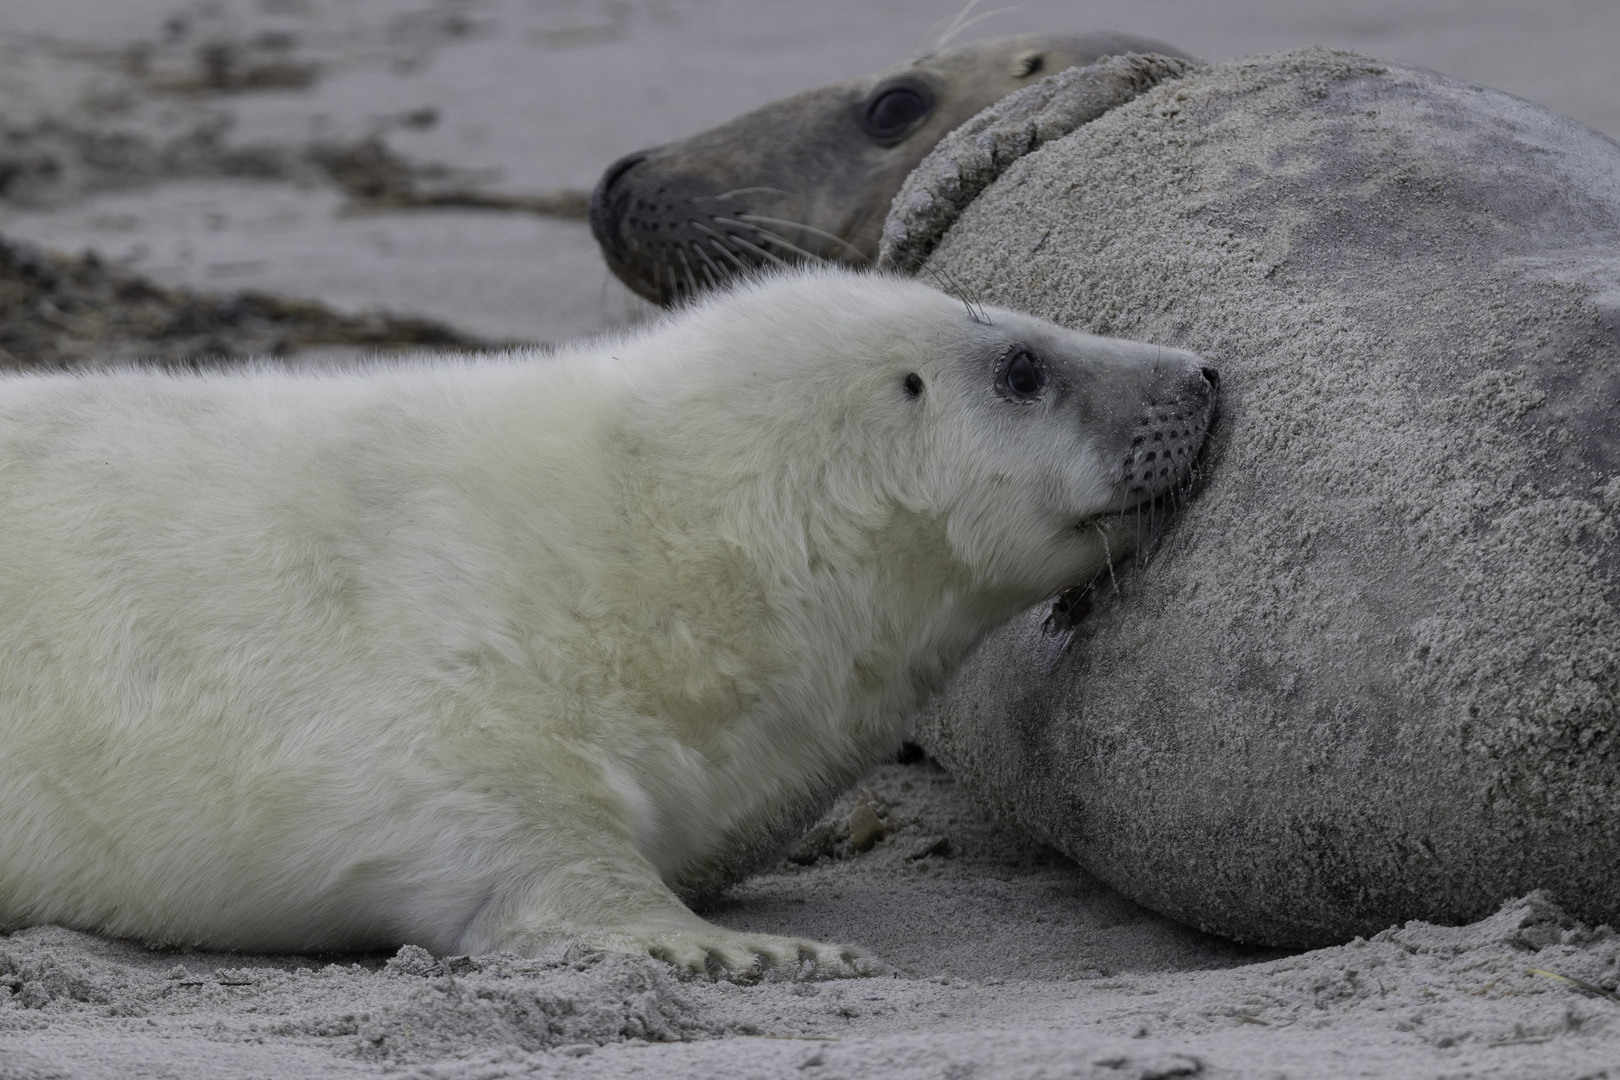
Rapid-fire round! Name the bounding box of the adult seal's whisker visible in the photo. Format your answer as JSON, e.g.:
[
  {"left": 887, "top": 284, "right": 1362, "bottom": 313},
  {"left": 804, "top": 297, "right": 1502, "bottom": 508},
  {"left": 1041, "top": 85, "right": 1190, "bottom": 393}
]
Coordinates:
[
  {"left": 713, "top": 230, "right": 793, "bottom": 269},
  {"left": 735, "top": 215, "right": 870, "bottom": 262},
  {"left": 732, "top": 223, "right": 829, "bottom": 264},
  {"left": 692, "top": 220, "right": 777, "bottom": 269},
  {"left": 688, "top": 242, "right": 727, "bottom": 285},
  {"left": 931, "top": 0, "right": 1022, "bottom": 51},
  {"left": 702, "top": 235, "right": 751, "bottom": 272},
  {"left": 672, "top": 245, "right": 702, "bottom": 296},
  {"left": 704, "top": 187, "right": 800, "bottom": 204}
]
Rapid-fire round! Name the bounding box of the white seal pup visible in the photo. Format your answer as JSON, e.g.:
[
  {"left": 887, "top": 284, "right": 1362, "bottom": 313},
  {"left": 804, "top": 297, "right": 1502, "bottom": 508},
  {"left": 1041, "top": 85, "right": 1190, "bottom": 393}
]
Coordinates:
[{"left": 0, "top": 268, "right": 1215, "bottom": 977}]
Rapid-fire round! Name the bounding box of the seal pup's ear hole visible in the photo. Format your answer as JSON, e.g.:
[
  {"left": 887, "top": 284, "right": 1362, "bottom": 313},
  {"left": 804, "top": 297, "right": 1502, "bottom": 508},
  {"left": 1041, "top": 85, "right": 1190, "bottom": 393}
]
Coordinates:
[
  {"left": 1012, "top": 52, "right": 1044, "bottom": 78},
  {"left": 903, "top": 372, "right": 924, "bottom": 398}
]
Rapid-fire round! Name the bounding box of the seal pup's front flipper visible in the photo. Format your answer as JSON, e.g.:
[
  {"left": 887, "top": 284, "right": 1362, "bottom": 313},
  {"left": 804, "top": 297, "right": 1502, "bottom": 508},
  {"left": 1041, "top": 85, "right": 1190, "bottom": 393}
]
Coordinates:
[{"left": 457, "top": 821, "right": 866, "bottom": 980}]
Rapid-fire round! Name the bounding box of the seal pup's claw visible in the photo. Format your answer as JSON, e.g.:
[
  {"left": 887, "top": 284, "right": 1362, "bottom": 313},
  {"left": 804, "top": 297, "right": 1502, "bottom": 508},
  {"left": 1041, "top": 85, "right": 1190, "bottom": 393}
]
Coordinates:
[{"left": 636, "top": 925, "right": 873, "bottom": 982}]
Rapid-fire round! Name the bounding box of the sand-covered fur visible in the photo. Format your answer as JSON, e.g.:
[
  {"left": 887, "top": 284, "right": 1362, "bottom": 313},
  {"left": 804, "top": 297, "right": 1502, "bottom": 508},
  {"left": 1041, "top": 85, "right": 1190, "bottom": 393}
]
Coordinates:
[
  {"left": 0, "top": 268, "right": 1212, "bottom": 977},
  {"left": 892, "top": 48, "right": 1620, "bottom": 946}
]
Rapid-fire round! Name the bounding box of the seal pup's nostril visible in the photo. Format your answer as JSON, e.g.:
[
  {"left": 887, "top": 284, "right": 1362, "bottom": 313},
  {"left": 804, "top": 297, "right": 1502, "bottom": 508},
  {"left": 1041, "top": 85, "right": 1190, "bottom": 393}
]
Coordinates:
[{"left": 1200, "top": 367, "right": 1220, "bottom": 389}]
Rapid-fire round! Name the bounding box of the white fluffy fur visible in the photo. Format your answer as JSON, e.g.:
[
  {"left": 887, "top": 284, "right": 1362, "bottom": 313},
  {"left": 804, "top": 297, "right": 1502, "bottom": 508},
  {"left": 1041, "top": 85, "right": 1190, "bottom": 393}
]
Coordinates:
[{"left": 0, "top": 269, "right": 1207, "bottom": 976}]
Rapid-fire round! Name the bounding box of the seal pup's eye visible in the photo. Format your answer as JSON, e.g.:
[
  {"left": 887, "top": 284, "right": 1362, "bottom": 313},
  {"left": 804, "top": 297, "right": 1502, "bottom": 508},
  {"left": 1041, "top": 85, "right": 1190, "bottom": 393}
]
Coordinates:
[
  {"left": 860, "top": 82, "right": 934, "bottom": 141},
  {"left": 903, "top": 372, "right": 924, "bottom": 398},
  {"left": 996, "top": 347, "right": 1047, "bottom": 401}
]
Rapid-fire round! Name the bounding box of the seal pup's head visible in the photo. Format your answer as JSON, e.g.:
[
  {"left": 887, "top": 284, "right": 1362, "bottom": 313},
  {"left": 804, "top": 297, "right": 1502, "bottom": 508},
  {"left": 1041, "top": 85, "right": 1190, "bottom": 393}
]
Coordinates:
[
  {"left": 601, "top": 266, "right": 1214, "bottom": 899},
  {"left": 590, "top": 32, "right": 1193, "bottom": 306},
  {"left": 623, "top": 267, "right": 1216, "bottom": 617}
]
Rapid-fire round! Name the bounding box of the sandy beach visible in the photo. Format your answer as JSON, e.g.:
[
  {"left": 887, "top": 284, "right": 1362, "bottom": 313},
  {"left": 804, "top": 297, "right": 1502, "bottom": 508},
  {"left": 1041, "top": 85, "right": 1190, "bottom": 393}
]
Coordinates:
[{"left": 6, "top": 762, "right": 1619, "bottom": 1079}]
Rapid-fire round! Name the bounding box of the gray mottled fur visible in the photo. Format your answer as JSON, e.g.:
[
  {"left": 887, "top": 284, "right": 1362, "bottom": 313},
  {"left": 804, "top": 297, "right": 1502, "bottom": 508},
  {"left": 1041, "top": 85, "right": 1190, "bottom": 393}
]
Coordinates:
[{"left": 890, "top": 47, "right": 1620, "bottom": 946}]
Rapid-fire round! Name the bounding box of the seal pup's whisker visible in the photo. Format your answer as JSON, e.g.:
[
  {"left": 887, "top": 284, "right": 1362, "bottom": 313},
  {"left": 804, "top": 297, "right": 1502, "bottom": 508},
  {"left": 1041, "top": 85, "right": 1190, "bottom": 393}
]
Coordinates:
[
  {"left": 1096, "top": 523, "right": 1121, "bottom": 598},
  {"left": 1139, "top": 499, "right": 1153, "bottom": 569},
  {"left": 735, "top": 215, "right": 869, "bottom": 262},
  {"left": 934, "top": 265, "right": 989, "bottom": 323},
  {"left": 1134, "top": 503, "right": 1143, "bottom": 570},
  {"left": 921, "top": 265, "right": 990, "bottom": 325}
]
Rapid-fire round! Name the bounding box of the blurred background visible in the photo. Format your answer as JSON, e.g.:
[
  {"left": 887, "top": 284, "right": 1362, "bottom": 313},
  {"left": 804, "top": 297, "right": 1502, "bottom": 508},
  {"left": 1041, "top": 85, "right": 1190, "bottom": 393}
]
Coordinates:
[{"left": 1, "top": 0, "right": 1615, "bottom": 357}]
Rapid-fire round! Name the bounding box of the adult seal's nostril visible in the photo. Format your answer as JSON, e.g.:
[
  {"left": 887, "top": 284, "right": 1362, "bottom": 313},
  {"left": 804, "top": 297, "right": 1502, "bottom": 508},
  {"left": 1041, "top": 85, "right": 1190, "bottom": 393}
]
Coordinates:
[
  {"left": 599, "top": 151, "right": 649, "bottom": 194},
  {"left": 589, "top": 151, "right": 650, "bottom": 258},
  {"left": 1199, "top": 367, "right": 1220, "bottom": 389}
]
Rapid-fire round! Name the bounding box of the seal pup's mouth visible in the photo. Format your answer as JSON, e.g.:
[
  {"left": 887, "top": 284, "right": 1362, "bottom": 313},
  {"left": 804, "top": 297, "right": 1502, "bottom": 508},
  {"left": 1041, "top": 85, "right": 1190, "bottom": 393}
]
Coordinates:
[
  {"left": 1052, "top": 366, "right": 1219, "bottom": 634},
  {"left": 1077, "top": 362, "right": 1219, "bottom": 535},
  {"left": 1116, "top": 366, "right": 1220, "bottom": 507}
]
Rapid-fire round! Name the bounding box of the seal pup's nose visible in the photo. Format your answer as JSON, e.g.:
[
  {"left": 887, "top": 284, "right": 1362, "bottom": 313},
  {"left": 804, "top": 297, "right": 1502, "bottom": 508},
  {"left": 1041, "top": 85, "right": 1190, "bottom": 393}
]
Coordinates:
[{"left": 1183, "top": 365, "right": 1219, "bottom": 411}]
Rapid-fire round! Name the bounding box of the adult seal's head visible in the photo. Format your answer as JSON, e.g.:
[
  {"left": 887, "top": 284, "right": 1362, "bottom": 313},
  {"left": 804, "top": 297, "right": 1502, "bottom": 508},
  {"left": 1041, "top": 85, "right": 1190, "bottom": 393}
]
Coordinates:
[{"left": 590, "top": 32, "right": 1192, "bottom": 305}]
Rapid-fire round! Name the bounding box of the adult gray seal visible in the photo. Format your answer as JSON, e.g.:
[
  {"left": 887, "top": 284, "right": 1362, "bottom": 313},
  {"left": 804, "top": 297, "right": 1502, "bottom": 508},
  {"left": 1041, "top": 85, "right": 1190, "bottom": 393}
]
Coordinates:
[
  {"left": 589, "top": 32, "right": 1192, "bottom": 306},
  {"left": 881, "top": 48, "right": 1620, "bottom": 947}
]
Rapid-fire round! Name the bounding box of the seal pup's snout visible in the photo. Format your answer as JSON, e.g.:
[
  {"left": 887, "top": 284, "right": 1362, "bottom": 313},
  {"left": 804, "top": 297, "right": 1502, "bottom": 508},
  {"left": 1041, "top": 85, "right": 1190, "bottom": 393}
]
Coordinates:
[{"left": 1118, "top": 361, "right": 1218, "bottom": 505}]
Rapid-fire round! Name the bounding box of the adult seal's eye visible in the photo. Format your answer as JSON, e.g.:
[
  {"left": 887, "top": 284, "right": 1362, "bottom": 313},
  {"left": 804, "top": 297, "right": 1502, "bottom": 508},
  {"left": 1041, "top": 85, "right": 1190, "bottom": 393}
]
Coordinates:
[
  {"left": 998, "top": 347, "right": 1047, "bottom": 401},
  {"left": 860, "top": 83, "right": 933, "bottom": 141}
]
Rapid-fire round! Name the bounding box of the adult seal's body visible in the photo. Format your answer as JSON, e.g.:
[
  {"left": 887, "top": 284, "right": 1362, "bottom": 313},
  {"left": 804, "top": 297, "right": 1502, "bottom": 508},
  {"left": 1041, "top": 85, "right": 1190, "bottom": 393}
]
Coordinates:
[
  {"left": 882, "top": 48, "right": 1620, "bottom": 945},
  {"left": 589, "top": 32, "right": 1191, "bottom": 305},
  {"left": 0, "top": 269, "right": 1214, "bottom": 976}
]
